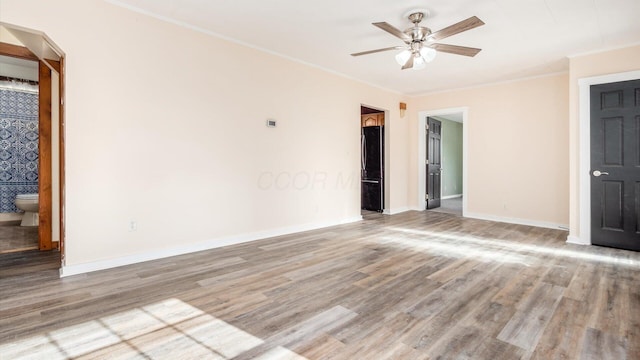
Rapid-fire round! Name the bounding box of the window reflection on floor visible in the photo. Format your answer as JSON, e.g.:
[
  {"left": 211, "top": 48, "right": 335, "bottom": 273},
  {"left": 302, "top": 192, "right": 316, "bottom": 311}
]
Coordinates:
[{"left": 0, "top": 298, "right": 308, "bottom": 360}]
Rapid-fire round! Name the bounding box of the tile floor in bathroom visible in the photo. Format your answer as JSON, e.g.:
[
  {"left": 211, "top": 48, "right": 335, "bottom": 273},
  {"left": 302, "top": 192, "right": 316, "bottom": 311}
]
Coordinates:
[{"left": 0, "top": 223, "right": 38, "bottom": 254}]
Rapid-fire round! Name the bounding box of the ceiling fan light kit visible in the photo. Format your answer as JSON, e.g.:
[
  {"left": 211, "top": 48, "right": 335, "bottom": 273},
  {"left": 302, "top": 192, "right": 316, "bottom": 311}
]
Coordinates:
[
  {"left": 395, "top": 50, "right": 412, "bottom": 66},
  {"left": 351, "top": 10, "right": 484, "bottom": 70}
]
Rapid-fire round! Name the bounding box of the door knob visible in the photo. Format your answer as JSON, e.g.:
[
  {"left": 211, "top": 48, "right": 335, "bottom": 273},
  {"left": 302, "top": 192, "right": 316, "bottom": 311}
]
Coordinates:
[{"left": 592, "top": 170, "right": 609, "bottom": 177}]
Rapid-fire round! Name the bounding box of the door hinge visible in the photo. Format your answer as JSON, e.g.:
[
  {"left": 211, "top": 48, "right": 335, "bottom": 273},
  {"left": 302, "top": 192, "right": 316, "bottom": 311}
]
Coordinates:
[
  {"left": 426, "top": 159, "right": 429, "bottom": 165},
  {"left": 425, "top": 193, "right": 429, "bottom": 200},
  {"left": 426, "top": 124, "right": 429, "bottom": 130}
]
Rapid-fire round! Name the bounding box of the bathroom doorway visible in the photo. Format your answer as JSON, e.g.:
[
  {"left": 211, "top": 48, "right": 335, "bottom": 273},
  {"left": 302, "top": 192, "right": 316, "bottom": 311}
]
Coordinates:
[
  {"left": 0, "top": 55, "right": 40, "bottom": 253},
  {"left": 0, "top": 24, "right": 65, "bottom": 255}
]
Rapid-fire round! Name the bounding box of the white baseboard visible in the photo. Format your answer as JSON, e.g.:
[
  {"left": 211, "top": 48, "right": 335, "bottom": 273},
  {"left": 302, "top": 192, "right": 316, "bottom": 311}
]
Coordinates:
[
  {"left": 464, "top": 212, "right": 569, "bottom": 230},
  {"left": 60, "top": 215, "right": 363, "bottom": 277},
  {"left": 441, "top": 194, "right": 463, "bottom": 200},
  {"left": 383, "top": 207, "right": 411, "bottom": 215},
  {"left": 566, "top": 235, "right": 590, "bottom": 245},
  {"left": 382, "top": 208, "right": 567, "bottom": 232}
]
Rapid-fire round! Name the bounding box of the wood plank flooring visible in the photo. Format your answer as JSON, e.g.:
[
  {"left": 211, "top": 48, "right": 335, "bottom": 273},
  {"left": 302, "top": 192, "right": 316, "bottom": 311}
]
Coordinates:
[
  {"left": 0, "top": 224, "right": 38, "bottom": 254},
  {"left": 1, "top": 211, "right": 639, "bottom": 359}
]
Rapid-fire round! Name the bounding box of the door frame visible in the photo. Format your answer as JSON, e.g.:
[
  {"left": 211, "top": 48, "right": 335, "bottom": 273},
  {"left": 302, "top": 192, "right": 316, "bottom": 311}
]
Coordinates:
[
  {"left": 38, "top": 60, "right": 53, "bottom": 250},
  {"left": 0, "top": 24, "right": 66, "bottom": 260},
  {"left": 418, "top": 107, "right": 468, "bottom": 214},
  {"left": 575, "top": 70, "right": 640, "bottom": 245}
]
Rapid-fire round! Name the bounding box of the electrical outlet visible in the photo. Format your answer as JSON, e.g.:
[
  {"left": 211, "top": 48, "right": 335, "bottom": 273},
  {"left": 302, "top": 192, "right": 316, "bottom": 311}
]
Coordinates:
[{"left": 129, "top": 220, "right": 137, "bottom": 232}]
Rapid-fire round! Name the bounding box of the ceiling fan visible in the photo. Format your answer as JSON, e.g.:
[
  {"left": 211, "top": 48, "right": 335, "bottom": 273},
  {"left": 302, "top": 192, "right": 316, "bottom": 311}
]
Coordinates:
[{"left": 351, "top": 11, "right": 485, "bottom": 70}]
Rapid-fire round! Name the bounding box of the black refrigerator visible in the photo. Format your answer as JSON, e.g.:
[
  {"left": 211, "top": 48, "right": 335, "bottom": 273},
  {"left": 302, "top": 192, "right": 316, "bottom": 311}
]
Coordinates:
[{"left": 361, "top": 126, "right": 384, "bottom": 212}]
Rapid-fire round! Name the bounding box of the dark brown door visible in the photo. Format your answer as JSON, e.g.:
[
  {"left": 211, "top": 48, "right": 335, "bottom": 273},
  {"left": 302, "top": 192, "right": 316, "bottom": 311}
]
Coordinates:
[
  {"left": 590, "top": 79, "right": 640, "bottom": 251},
  {"left": 426, "top": 117, "right": 442, "bottom": 209}
]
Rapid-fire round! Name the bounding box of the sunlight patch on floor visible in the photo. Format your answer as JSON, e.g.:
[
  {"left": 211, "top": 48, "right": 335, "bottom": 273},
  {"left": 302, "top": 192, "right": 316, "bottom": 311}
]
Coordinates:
[
  {"left": 386, "top": 227, "right": 640, "bottom": 268},
  {"left": 378, "top": 235, "right": 534, "bottom": 266},
  {"left": 0, "top": 298, "right": 308, "bottom": 359},
  {"left": 254, "top": 346, "right": 310, "bottom": 360}
]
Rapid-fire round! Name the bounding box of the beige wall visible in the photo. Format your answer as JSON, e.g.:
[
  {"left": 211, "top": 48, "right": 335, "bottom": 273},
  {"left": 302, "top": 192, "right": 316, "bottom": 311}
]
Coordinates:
[
  {"left": 568, "top": 45, "right": 640, "bottom": 239},
  {"left": 0, "top": 0, "right": 409, "bottom": 269},
  {"left": 410, "top": 74, "right": 570, "bottom": 227}
]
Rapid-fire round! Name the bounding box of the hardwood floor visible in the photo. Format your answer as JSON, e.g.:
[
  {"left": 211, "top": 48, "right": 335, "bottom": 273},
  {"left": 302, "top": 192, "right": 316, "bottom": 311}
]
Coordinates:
[
  {"left": 1, "top": 211, "right": 639, "bottom": 359},
  {"left": 0, "top": 224, "right": 38, "bottom": 254}
]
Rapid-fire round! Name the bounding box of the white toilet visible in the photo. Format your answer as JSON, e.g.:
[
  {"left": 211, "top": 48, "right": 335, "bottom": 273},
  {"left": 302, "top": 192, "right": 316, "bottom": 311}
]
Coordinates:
[{"left": 15, "top": 193, "right": 39, "bottom": 227}]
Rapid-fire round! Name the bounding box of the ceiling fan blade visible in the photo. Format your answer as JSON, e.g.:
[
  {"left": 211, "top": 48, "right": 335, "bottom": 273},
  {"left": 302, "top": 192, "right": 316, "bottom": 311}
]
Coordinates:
[
  {"left": 351, "top": 46, "right": 406, "bottom": 57},
  {"left": 373, "top": 22, "right": 412, "bottom": 42},
  {"left": 429, "top": 16, "right": 485, "bottom": 41},
  {"left": 431, "top": 43, "right": 482, "bottom": 57},
  {"left": 401, "top": 55, "right": 414, "bottom": 70}
]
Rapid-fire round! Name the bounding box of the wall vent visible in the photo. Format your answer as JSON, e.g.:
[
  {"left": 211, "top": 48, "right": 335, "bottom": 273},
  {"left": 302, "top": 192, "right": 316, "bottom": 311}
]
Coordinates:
[{"left": 266, "top": 119, "right": 277, "bottom": 128}]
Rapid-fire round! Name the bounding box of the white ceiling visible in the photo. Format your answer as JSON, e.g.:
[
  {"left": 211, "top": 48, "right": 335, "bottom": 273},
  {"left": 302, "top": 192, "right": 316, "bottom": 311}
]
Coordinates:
[{"left": 107, "top": 0, "right": 640, "bottom": 95}]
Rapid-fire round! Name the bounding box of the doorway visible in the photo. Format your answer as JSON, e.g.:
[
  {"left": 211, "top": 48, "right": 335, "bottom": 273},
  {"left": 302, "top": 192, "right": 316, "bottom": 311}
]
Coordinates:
[
  {"left": 0, "top": 55, "right": 39, "bottom": 253},
  {"left": 418, "top": 108, "right": 467, "bottom": 216},
  {"left": 360, "top": 105, "right": 385, "bottom": 214},
  {"left": 427, "top": 115, "right": 463, "bottom": 215},
  {"left": 588, "top": 78, "right": 640, "bottom": 251},
  {"left": 576, "top": 70, "right": 640, "bottom": 247},
  {"left": 0, "top": 24, "right": 65, "bottom": 260},
  {"left": 426, "top": 117, "right": 442, "bottom": 209}
]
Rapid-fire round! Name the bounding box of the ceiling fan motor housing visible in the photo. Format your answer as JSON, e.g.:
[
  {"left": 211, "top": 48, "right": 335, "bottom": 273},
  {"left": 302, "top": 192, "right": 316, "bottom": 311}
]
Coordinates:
[
  {"left": 404, "top": 12, "right": 431, "bottom": 43},
  {"left": 405, "top": 26, "right": 431, "bottom": 43}
]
